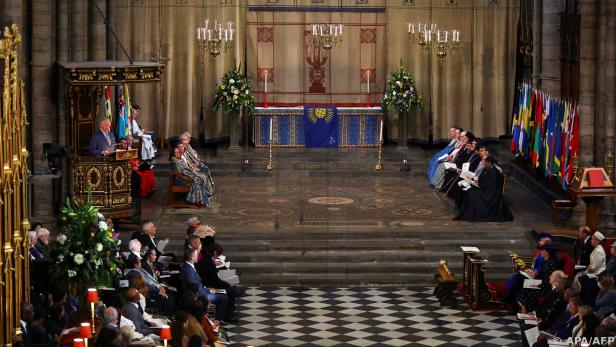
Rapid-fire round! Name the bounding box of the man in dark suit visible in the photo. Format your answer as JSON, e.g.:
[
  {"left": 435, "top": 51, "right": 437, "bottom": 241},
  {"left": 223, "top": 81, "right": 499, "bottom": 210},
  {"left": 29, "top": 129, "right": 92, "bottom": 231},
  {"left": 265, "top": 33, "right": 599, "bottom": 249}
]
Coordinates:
[
  {"left": 122, "top": 288, "right": 155, "bottom": 336},
  {"left": 181, "top": 248, "right": 235, "bottom": 323},
  {"left": 574, "top": 226, "right": 594, "bottom": 266},
  {"left": 95, "top": 307, "right": 119, "bottom": 347},
  {"left": 89, "top": 118, "right": 116, "bottom": 156},
  {"left": 532, "top": 296, "right": 581, "bottom": 347}
]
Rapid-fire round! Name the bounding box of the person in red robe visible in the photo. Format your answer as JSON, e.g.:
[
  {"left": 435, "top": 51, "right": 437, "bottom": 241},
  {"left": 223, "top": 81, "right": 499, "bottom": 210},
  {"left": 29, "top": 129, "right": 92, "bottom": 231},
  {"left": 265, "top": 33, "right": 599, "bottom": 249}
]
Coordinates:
[{"left": 118, "top": 137, "right": 156, "bottom": 197}]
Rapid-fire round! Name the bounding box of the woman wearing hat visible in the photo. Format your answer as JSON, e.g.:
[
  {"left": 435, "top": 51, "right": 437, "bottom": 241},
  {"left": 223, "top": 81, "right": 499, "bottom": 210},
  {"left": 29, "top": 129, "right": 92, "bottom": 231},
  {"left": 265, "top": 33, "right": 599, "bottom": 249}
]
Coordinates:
[
  {"left": 516, "top": 244, "right": 560, "bottom": 313},
  {"left": 573, "top": 231, "right": 607, "bottom": 305}
]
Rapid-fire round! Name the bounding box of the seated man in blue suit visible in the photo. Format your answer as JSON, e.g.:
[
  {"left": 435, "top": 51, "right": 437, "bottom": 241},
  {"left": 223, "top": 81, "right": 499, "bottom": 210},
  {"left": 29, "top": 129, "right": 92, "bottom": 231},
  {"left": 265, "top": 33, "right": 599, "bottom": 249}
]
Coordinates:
[
  {"left": 181, "top": 248, "right": 237, "bottom": 323},
  {"left": 89, "top": 118, "right": 116, "bottom": 156}
]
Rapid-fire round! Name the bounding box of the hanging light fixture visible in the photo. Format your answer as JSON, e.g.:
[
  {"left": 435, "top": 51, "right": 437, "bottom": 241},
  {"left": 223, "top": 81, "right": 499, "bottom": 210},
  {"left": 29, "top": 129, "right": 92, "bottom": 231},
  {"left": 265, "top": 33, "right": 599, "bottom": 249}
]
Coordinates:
[
  {"left": 407, "top": 22, "right": 461, "bottom": 62},
  {"left": 196, "top": 19, "right": 235, "bottom": 59},
  {"left": 311, "top": 23, "right": 343, "bottom": 51}
]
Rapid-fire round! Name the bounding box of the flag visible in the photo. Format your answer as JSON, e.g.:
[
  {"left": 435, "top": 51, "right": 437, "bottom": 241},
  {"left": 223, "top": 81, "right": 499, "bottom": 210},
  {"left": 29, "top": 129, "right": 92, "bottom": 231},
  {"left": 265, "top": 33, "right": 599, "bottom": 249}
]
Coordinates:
[
  {"left": 552, "top": 100, "right": 563, "bottom": 176},
  {"left": 511, "top": 86, "right": 521, "bottom": 153},
  {"left": 117, "top": 85, "right": 128, "bottom": 139},
  {"left": 530, "top": 91, "right": 543, "bottom": 167},
  {"left": 124, "top": 83, "right": 132, "bottom": 136},
  {"left": 559, "top": 102, "right": 570, "bottom": 183},
  {"left": 565, "top": 105, "right": 579, "bottom": 186},
  {"left": 104, "top": 86, "right": 113, "bottom": 121},
  {"left": 545, "top": 98, "right": 555, "bottom": 176}
]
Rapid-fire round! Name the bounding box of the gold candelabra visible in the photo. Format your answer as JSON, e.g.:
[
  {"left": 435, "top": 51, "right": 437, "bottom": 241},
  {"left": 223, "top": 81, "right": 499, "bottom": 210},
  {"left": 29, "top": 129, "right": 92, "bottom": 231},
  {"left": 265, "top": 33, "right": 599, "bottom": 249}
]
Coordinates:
[
  {"left": 375, "top": 139, "right": 383, "bottom": 172},
  {"left": 196, "top": 20, "right": 234, "bottom": 59},
  {"left": 311, "top": 24, "right": 343, "bottom": 51},
  {"left": 408, "top": 22, "right": 461, "bottom": 63}
]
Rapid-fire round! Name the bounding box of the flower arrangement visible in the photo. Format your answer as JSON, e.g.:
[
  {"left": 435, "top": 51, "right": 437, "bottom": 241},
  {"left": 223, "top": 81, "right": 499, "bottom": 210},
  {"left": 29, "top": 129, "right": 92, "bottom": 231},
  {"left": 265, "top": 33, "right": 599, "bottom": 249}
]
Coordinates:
[
  {"left": 50, "top": 197, "right": 122, "bottom": 289},
  {"left": 213, "top": 67, "right": 255, "bottom": 115},
  {"left": 381, "top": 65, "right": 422, "bottom": 115}
]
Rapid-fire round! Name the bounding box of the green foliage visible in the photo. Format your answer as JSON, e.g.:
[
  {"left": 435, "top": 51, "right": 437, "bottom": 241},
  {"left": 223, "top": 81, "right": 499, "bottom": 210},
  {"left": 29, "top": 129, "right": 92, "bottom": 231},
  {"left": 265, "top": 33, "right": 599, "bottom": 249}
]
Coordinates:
[
  {"left": 213, "top": 67, "right": 255, "bottom": 115},
  {"left": 381, "top": 65, "right": 422, "bottom": 115},
  {"left": 49, "top": 197, "right": 122, "bottom": 289}
]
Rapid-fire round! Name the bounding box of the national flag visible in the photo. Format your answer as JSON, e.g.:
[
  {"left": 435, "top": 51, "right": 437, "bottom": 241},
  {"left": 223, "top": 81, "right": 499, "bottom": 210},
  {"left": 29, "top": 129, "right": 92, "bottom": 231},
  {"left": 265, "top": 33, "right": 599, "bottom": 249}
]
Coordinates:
[
  {"left": 511, "top": 86, "right": 522, "bottom": 153},
  {"left": 552, "top": 100, "right": 563, "bottom": 176},
  {"left": 104, "top": 86, "right": 113, "bottom": 121},
  {"left": 117, "top": 85, "right": 128, "bottom": 139},
  {"left": 531, "top": 91, "right": 543, "bottom": 167},
  {"left": 565, "top": 105, "right": 579, "bottom": 186}
]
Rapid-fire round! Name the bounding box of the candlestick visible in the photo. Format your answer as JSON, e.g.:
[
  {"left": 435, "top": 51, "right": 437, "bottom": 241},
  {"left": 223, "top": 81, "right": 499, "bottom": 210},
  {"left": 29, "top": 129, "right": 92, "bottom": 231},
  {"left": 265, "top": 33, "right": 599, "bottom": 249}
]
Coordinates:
[
  {"left": 379, "top": 120, "right": 383, "bottom": 142},
  {"left": 264, "top": 70, "right": 268, "bottom": 93},
  {"left": 367, "top": 70, "right": 370, "bottom": 95}
]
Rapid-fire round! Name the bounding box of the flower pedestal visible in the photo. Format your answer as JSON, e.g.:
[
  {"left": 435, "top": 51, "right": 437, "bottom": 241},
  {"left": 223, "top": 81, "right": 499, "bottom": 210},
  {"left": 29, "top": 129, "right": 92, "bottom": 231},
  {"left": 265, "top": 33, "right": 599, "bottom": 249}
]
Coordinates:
[
  {"left": 397, "top": 111, "right": 409, "bottom": 151},
  {"left": 228, "top": 108, "right": 242, "bottom": 150}
]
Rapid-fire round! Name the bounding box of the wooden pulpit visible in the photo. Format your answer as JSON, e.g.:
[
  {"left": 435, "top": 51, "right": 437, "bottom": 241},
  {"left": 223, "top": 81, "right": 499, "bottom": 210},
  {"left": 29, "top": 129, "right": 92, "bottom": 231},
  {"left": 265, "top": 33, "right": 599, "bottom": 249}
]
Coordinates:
[
  {"left": 73, "top": 149, "right": 138, "bottom": 219},
  {"left": 568, "top": 167, "right": 616, "bottom": 231}
]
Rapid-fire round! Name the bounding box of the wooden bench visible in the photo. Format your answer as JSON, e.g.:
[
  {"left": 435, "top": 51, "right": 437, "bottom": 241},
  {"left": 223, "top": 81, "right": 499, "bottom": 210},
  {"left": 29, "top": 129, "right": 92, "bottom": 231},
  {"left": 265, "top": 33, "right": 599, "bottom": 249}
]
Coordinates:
[{"left": 166, "top": 172, "right": 200, "bottom": 208}]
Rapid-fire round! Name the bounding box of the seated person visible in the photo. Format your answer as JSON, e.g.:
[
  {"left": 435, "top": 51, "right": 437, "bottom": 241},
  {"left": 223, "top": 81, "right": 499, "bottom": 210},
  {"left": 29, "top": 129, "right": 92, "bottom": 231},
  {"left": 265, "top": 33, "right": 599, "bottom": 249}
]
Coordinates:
[
  {"left": 142, "top": 248, "right": 164, "bottom": 281},
  {"left": 573, "top": 232, "right": 607, "bottom": 304},
  {"left": 94, "top": 307, "right": 120, "bottom": 347},
  {"left": 430, "top": 132, "right": 469, "bottom": 189},
  {"left": 179, "top": 132, "right": 215, "bottom": 182},
  {"left": 181, "top": 248, "right": 235, "bottom": 323},
  {"left": 447, "top": 145, "right": 489, "bottom": 205},
  {"left": 124, "top": 254, "right": 174, "bottom": 315},
  {"left": 197, "top": 243, "right": 241, "bottom": 316},
  {"left": 515, "top": 244, "right": 560, "bottom": 313},
  {"left": 604, "top": 242, "right": 616, "bottom": 279},
  {"left": 90, "top": 118, "right": 116, "bottom": 156},
  {"left": 440, "top": 137, "right": 481, "bottom": 193},
  {"left": 595, "top": 276, "right": 616, "bottom": 319},
  {"left": 122, "top": 288, "right": 157, "bottom": 336},
  {"left": 129, "top": 105, "right": 157, "bottom": 160},
  {"left": 574, "top": 226, "right": 594, "bottom": 267},
  {"left": 428, "top": 126, "right": 462, "bottom": 179},
  {"left": 532, "top": 296, "right": 581, "bottom": 347},
  {"left": 118, "top": 137, "right": 156, "bottom": 197},
  {"left": 171, "top": 144, "right": 214, "bottom": 207},
  {"left": 571, "top": 305, "right": 600, "bottom": 342},
  {"left": 455, "top": 156, "right": 513, "bottom": 222}
]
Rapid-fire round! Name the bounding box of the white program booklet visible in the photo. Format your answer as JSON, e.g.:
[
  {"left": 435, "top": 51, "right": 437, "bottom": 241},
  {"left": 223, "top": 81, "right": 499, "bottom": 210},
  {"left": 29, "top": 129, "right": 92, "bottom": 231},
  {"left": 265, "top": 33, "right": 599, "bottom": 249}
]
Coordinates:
[
  {"left": 462, "top": 162, "right": 470, "bottom": 172},
  {"left": 519, "top": 271, "right": 532, "bottom": 279},
  {"left": 444, "top": 162, "right": 457, "bottom": 170},
  {"left": 157, "top": 239, "right": 169, "bottom": 253},
  {"left": 524, "top": 327, "right": 539, "bottom": 345},
  {"left": 523, "top": 279, "right": 542, "bottom": 289},
  {"left": 224, "top": 275, "right": 240, "bottom": 286},
  {"left": 460, "top": 246, "right": 480, "bottom": 253}
]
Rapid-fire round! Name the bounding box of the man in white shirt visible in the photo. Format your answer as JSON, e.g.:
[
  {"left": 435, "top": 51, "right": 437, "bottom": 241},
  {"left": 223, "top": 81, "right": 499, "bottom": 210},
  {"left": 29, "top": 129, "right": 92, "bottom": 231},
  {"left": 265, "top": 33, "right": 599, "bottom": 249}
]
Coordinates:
[{"left": 129, "top": 105, "right": 157, "bottom": 160}]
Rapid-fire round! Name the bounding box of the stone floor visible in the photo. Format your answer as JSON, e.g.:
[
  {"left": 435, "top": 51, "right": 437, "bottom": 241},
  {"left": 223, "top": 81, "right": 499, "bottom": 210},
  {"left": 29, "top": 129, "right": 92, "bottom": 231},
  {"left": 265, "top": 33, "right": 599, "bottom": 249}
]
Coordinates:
[
  {"left": 133, "top": 144, "right": 552, "bottom": 286},
  {"left": 224, "top": 286, "right": 519, "bottom": 347}
]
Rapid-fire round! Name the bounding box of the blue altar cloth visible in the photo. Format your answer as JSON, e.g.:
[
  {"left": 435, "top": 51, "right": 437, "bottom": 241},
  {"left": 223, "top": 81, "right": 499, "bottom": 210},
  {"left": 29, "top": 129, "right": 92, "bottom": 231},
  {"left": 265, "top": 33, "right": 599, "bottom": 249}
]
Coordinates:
[
  {"left": 303, "top": 106, "right": 338, "bottom": 147},
  {"left": 254, "top": 107, "right": 382, "bottom": 148}
]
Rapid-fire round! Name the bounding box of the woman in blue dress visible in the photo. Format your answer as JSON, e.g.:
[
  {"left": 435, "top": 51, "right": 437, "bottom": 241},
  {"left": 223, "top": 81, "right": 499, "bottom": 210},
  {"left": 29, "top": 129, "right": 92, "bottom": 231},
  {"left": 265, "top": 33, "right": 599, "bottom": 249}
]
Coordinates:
[{"left": 427, "top": 127, "right": 462, "bottom": 179}]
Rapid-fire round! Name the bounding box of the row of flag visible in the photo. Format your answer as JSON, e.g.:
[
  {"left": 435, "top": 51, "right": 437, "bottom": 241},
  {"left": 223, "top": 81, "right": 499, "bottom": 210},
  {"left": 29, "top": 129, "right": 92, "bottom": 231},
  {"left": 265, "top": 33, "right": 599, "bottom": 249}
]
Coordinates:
[
  {"left": 103, "top": 84, "right": 132, "bottom": 139},
  {"left": 511, "top": 83, "right": 579, "bottom": 190}
]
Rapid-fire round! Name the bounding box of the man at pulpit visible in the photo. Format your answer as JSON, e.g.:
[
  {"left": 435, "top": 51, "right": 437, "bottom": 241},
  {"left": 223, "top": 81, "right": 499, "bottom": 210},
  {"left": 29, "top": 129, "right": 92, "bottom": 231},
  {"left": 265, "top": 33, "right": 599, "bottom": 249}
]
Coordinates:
[{"left": 89, "top": 118, "right": 116, "bottom": 156}]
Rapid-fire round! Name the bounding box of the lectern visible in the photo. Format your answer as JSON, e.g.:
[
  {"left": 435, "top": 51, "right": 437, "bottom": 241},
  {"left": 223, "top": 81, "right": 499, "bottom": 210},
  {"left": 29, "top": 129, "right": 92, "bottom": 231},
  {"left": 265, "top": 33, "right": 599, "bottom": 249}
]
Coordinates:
[
  {"left": 73, "top": 149, "right": 138, "bottom": 219},
  {"left": 568, "top": 167, "right": 616, "bottom": 231}
]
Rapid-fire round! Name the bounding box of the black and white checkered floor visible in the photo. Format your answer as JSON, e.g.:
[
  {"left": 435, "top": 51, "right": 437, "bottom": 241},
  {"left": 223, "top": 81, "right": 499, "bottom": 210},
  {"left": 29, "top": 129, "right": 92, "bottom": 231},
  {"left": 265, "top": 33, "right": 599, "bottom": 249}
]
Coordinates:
[{"left": 225, "top": 287, "right": 520, "bottom": 347}]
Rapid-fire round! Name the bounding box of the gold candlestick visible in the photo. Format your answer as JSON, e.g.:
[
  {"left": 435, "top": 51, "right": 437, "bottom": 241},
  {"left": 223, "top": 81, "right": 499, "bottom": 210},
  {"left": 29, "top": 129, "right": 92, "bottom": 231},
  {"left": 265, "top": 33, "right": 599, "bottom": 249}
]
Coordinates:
[
  {"left": 266, "top": 139, "right": 273, "bottom": 171},
  {"left": 375, "top": 140, "right": 383, "bottom": 172}
]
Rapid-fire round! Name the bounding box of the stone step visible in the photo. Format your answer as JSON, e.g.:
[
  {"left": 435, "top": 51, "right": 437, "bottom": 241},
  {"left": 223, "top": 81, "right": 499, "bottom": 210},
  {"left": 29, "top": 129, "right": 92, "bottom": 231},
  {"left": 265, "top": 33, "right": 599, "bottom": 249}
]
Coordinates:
[
  {"left": 217, "top": 250, "right": 522, "bottom": 263},
  {"left": 236, "top": 272, "right": 512, "bottom": 286}
]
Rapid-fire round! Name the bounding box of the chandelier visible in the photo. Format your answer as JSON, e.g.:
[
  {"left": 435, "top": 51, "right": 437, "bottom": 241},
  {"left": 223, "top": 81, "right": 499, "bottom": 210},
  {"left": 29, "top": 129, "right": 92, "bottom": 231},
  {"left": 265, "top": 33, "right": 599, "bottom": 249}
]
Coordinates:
[
  {"left": 311, "top": 24, "right": 343, "bottom": 51},
  {"left": 407, "top": 22, "right": 461, "bottom": 62},
  {"left": 196, "top": 20, "right": 234, "bottom": 59}
]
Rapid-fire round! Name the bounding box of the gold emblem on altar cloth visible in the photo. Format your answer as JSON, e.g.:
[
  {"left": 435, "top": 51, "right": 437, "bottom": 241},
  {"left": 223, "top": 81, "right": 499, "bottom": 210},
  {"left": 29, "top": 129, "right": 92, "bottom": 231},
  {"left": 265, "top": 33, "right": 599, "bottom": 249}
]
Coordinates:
[{"left": 308, "top": 108, "right": 334, "bottom": 124}]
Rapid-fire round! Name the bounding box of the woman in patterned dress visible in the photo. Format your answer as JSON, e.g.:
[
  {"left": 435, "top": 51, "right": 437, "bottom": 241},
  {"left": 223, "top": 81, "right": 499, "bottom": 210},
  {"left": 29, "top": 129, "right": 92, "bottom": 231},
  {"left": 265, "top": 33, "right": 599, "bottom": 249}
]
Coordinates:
[{"left": 171, "top": 145, "right": 214, "bottom": 207}]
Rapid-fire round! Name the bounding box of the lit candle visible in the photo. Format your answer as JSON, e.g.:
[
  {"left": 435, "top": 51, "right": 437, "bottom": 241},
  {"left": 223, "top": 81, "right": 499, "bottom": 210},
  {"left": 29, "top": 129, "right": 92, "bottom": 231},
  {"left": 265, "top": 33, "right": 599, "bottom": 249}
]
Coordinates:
[
  {"left": 264, "top": 70, "right": 268, "bottom": 93},
  {"left": 197, "top": 28, "right": 201, "bottom": 40},
  {"left": 205, "top": 19, "right": 209, "bottom": 29},
  {"left": 339, "top": 24, "right": 343, "bottom": 35},
  {"left": 320, "top": 25, "right": 323, "bottom": 36},
  {"left": 208, "top": 29, "right": 211, "bottom": 41},
  {"left": 366, "top": 70, "right": 370, "bottom": 94},
  {"left": 407, "top": 22, "right": 411, "bottom": 33},
  {"left": 269, "top": 118, "right": 273, "bottom": 141},
  {"left": 379, "top": 120, "right": 383, "bottom": 142},
  {"left": 312, "top": 24, "right": 317, "bottom": 36}
]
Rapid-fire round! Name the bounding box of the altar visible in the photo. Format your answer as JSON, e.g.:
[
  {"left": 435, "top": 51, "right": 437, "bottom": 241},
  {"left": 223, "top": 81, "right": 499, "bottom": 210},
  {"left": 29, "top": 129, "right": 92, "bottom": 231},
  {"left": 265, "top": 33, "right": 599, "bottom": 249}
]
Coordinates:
[{"left": 254, "top": 107, "right": 383, "bottom": 148}]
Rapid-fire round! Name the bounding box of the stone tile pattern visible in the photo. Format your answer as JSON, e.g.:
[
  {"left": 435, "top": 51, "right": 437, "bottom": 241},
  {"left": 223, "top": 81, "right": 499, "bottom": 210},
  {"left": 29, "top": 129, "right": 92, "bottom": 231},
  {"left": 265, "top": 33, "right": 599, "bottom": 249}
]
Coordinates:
[{"left": 225, "top": 286, "right": 520, "bottom": 347}]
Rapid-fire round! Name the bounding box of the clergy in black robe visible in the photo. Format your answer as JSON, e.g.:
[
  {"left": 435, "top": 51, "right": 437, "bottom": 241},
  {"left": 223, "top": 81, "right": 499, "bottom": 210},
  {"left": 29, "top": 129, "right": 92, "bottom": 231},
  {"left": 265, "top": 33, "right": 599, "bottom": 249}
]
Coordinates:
[
  {"left": 447, "top": 144, "right": 488, "bottom": 204},
  {"left": 455, "top": 156, "right": 513, "bottom": 222},
  {"left": 440, "top": 139, "right": 480, "bottom": 193}
]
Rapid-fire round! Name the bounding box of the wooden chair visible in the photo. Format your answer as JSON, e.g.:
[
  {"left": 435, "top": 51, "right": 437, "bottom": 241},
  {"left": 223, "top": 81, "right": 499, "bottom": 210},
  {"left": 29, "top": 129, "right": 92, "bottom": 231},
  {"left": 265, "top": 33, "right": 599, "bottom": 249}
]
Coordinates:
[{"left": 166, "top": 172, "right": 199, "bottom": 208}]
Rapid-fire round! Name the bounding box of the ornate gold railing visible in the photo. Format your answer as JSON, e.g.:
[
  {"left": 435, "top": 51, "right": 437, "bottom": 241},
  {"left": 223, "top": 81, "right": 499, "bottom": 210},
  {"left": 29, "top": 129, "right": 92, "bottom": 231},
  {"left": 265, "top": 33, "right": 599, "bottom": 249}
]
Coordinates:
[{"left": 0, "top": 24, "right": 30, "bottom": 346}]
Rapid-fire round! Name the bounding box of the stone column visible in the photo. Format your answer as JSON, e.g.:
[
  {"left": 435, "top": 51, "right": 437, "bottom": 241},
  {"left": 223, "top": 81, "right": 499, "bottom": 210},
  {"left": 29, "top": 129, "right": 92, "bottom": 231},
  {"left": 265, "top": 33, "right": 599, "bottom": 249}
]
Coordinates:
[
  {"left": 88, "top": 0, "right": 106, "bottom": 60},
  {"left": 536, "top": 0, "right": 563, "bottom": 94},
  {"left": 30, "top": 0, "right": 58, "bottom": 222},
  {"left": 578, "top": 0, "right": 597, "bottom": 168},
  {"left": 70, "top": 0, "right": 87, "bottom": 61}
]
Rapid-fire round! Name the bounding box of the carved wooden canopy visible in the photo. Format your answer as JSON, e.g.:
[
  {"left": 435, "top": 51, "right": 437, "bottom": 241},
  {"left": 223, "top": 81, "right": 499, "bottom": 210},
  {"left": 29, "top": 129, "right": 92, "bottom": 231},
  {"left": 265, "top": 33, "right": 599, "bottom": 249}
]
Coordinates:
[{"left": 58, "top": 61, "right": 165, "bottom": 85}]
